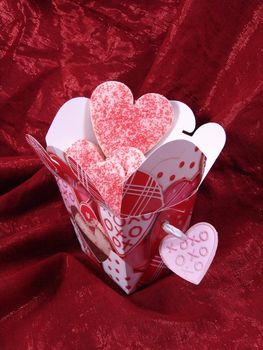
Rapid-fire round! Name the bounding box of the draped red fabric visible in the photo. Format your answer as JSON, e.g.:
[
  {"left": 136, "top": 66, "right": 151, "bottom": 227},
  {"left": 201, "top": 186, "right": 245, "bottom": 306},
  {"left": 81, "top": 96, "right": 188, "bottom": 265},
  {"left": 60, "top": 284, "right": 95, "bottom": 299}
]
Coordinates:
[{"left": 1, "top": 1, "right": 263, "bottom": 349}]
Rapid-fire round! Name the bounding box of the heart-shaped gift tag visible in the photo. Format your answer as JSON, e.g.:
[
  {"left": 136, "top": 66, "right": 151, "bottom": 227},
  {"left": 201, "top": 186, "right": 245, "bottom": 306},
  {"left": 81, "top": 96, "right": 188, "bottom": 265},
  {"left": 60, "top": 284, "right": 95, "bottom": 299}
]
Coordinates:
[
  {"left": 159, "top": 223, "right": 218, "bottom": 284},
  {"left": 90, "top": 81, "right": 174, "bottom": 156}
]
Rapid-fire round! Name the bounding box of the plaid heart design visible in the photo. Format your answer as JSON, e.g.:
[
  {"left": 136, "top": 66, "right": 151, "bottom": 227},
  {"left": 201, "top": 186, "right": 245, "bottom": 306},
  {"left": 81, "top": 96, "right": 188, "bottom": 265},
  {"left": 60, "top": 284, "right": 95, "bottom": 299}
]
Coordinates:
[{"left": 121, "top": 170, "right": 164, "bottom": 217}]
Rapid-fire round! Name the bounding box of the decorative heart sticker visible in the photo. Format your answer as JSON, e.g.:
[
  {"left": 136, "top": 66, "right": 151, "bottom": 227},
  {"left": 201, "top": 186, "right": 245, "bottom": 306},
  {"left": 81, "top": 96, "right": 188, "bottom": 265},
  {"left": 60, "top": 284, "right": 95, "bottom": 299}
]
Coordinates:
[
  {"left": 159, "top": 222, "right": 218, "bottom": 284},
  {"left": 90, "top": 81, "right": 174, "bottom": 156}
]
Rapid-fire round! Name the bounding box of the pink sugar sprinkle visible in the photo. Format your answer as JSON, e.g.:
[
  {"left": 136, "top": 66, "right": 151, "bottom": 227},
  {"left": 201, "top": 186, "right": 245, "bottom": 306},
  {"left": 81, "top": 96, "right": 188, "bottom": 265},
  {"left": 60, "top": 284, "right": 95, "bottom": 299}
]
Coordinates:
[
  {"left": 110, "top": 147, "right": 145, "bottom": 179},
  {"left": 88, "top": 159, "right": 125, "bottom": 214},
  {"left": 66, "top": 139, "right": 104, "bottom": 171},
  {"left": 90, "top": 81, "right": 174, "bottom": 156}
]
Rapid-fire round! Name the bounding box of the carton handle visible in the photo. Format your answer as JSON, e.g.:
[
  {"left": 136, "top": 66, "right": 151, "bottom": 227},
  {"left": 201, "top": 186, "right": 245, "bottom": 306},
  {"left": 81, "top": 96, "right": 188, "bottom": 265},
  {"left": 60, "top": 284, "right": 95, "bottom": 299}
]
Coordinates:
[{"left": 162, "top": 222, "right": 187, "bottom": 240}]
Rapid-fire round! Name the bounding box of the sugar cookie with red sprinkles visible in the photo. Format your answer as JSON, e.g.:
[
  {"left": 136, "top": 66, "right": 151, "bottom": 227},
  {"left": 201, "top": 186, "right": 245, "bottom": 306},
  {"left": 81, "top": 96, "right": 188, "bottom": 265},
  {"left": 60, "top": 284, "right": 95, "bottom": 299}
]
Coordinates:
[
  {"left": 110, "top": 147, "right": 145, "bottom": 179},
  {"left": 88, "top": 159, "right": 125, "bottom": 215},
  {"left": 90, "top": 81, "right": 174, "bottom": 156},
  {"left": 66, "top": 139, "right": 104, "bottom": 172}
]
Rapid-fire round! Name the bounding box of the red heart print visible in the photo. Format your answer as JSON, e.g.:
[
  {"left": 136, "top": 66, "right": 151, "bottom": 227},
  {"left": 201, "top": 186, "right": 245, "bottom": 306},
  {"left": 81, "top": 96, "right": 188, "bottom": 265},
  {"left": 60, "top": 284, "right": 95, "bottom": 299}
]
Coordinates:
[
  {"left": 121, "top": 170, "right": 164, "bottom": 217},
  {"left": 26, "top": 134, "right": 64, "bottom": 178},
  {"left": 66, "top": 155, "right": 105, "bottom": 204},
  {"left": 90, "top": 81, "right": 174, "bottom": 156}
]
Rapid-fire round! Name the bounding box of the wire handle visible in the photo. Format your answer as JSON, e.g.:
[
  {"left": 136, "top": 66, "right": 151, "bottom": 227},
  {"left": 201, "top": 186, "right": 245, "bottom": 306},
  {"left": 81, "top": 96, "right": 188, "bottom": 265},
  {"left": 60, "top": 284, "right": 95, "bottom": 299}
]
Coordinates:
[{"left": 162, "top": 222, "right": 188, "bottom": 240}]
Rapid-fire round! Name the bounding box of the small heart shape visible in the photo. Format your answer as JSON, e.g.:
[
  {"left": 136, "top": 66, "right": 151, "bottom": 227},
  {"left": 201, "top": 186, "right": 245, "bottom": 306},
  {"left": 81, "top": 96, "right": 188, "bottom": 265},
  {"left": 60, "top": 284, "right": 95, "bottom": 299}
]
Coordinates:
[
  {"left": 66, "top": 141, "right": 146, "bottom": 214},
  {"left": 159, "top": 222, "right": 218, "bottom": 284},
  {"left": 66, "top": 139, "right": 104, "bottom": 172},
  {"left": 88, "top": 159, "right": 126, "bottom": 215},
  {"left": 90, "top": 81, "right": 174, "bottom": 156},
  {"left": 110, "top": 147, "right": 145, "bottom": 179}
]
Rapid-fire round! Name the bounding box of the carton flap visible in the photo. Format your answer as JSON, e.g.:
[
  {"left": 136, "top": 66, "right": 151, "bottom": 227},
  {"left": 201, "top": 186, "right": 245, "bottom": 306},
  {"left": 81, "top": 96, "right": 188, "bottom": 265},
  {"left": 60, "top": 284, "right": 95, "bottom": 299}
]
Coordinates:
[{"left": 45, "top": 97, "right": 98, "bottom": 153}]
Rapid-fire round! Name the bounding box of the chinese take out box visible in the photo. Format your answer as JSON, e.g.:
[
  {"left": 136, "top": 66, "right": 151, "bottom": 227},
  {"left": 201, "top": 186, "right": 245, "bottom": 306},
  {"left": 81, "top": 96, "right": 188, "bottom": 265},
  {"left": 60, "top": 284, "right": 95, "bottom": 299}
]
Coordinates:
[{"left": 26, "top": 92, "right": 225, "bottom": 294}]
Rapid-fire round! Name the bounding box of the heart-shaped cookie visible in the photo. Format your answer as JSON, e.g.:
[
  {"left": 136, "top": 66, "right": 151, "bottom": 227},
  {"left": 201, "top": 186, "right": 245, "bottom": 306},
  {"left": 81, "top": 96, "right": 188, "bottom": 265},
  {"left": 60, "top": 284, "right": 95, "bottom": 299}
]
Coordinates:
[
  {"left": 90, "top": 81, "right": 174, "bottom": 156},
  {"left": 110, "top": 147, "right": 145, "bottom": 179},
  {"left": 66, "top": 139, "right": 104, "bottom": 172},
  {"left": 159, "top": 223, "right": 218, "bottom": 284},
  {"left": 88, "top": 159, "right": 126, "bottom": 215}
]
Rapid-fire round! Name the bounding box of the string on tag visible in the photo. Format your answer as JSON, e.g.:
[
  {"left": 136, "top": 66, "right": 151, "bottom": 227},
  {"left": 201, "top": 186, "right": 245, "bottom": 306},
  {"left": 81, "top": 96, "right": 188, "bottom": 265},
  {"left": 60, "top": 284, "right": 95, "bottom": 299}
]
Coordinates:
[{"left": 162, "top": 222, "right": 188, "bottom": 241}]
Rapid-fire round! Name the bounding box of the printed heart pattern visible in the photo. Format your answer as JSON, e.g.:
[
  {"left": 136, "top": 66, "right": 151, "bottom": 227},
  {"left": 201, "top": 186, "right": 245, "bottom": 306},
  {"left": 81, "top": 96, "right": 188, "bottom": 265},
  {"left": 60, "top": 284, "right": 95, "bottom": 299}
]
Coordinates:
[
  {"left": 137, "top": 254, "right": 169, "bottom": 288},
  {"left": 78, "top": 202, "right": 112, "bottom": 262},
  {"left": 90, "top": 81, "right": 174, "bottom": 156},
  {"left": 98, "top": 204, "right": 156, "bottom": 256},
  {"left": 159, "top": 223, "right": 218, "bottom": 284},
  {"left": 55, "top": 176, "right": 79, "bottom": 214},
  {"left": 102, "top": 250, "right": 143, "bottom": 294},
  {"left": 140, "top": 140, "right": 206, "bottom": 193},
  {"left": 163, "top": 175, "right": 202, "bottom": 208},
  {"left": 121, "top": 170, "right": 164, "bottom": 217}
]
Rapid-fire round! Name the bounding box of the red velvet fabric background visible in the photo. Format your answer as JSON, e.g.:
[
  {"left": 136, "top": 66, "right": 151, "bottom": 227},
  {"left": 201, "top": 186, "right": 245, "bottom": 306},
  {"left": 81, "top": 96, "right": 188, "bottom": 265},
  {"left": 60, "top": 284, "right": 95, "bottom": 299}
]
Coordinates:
[{"left": 0, "top": 1, "right": 263, "bottom": 349}]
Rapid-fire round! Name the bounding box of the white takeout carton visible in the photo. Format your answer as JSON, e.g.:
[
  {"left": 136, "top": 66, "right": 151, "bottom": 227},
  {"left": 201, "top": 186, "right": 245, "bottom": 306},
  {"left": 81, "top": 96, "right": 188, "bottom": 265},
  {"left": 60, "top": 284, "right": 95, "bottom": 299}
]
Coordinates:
[{"left": 26, "top": 95, "right": 225, "bottom": 294}]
